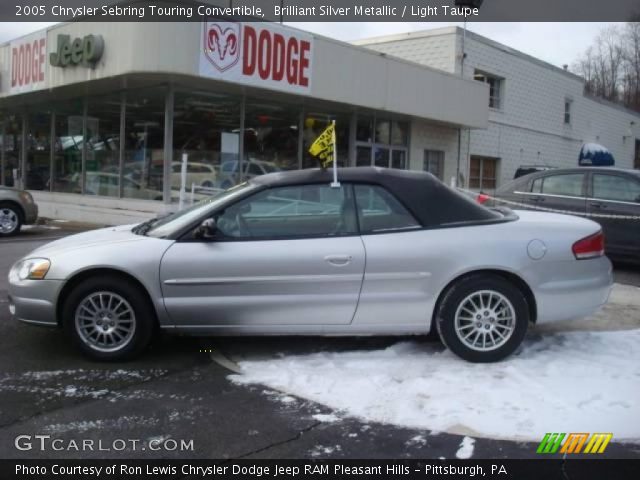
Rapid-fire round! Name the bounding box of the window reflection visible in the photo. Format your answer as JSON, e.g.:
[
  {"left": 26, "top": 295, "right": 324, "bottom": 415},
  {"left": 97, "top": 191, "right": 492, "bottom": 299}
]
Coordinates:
[
  {"left": 52, "top": 99, "right": 83, "bottom": 194},
  {"left": 173, "top": 91, "right": 240, "bottom": 196},
  {"left": 244, "top": 100, "right": 298, "bottom": 176},
  {"left": 1, "top": 114, "right": 21, "bottom": 187},
  {"left": 124, "top": 88, "right": 165, "bottom": 200},
  {"left": 85, "top": 94, "right": 121, "bottom": 198}
]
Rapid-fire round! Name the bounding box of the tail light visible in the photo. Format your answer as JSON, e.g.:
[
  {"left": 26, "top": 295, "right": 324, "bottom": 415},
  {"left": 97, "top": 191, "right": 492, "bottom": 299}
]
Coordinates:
[
  {"left": 477, "top": 193, "right": 490, "bottom": 204},
  {"left": 572, "top": 231, "right": 605, "bottom": 260}
]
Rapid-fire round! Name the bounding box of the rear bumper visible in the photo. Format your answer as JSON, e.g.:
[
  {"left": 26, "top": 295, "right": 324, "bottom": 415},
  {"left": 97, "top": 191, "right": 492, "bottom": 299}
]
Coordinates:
[
  {"left": 7, "top": 279, "right": 62, "bottom": 327},
  {"left": 533, "top": 256, "right": 613, "bottom": 324}
]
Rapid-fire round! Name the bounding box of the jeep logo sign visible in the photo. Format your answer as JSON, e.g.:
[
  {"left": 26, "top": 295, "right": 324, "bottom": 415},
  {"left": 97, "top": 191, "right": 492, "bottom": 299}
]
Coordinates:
[
  {"left": 50, "top": 34, "right": 104, "bottom": 68},
  {"left": 199, "top": 21, "right": 313, "bottom": 94}
]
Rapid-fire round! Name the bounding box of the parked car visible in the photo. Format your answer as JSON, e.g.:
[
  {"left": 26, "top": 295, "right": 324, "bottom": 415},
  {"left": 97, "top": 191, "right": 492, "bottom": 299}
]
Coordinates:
[
  {"left": 0, "top": 186, "right": 38, "bottom": 236},
  {"left": 218, "top": 159, "right": 280, "bottom": 189},
  {"left": 487, "top": 167, "right": 640, "bottom": 263},
  {"left": 513, "top": 165, "right": 555, "bottom": 179},
  {"left": 169, "top": 161, "right": 218, "bottom": 189},
  {"left": 84, "top": 172, "right": 164, "bottom": 201},
  {"left": 8, "top": 168, "right": 611, "bottom": 363}
]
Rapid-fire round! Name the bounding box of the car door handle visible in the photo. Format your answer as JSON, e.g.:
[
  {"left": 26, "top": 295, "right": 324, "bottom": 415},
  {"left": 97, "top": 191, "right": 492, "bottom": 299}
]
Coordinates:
[
  {"left": 590, "top": 202, "right": 606, "bottom": 209},
  {"left": 531, "top": 196, "right": 545, "bottom": 202},
  {"left": 324, "top": 255, "right": 352, "bottom": 266}
]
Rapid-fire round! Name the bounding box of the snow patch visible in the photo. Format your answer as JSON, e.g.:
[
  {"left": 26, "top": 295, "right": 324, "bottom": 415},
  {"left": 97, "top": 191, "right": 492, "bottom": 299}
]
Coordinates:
[
  {"left": 230, "top": 330, "right": 640, "bottom": 442},
  {"left": 455, "top": 436, "right": 475, "bottom": 459},
  {"left": 312, "top": 413, "right": 341, "bottom": 423}
]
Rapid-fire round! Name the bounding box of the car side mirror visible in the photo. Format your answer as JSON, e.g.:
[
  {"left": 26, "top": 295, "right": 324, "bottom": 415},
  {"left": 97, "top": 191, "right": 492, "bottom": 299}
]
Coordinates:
[{"left": 195, "top": 218, "right": 217, "bottom": 239}]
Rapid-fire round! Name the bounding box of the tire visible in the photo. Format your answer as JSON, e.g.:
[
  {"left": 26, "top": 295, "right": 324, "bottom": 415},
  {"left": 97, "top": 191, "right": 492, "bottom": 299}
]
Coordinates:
[
  {"left": 436, "top": 274, "right": 529, "bottom": 363},
  {"left": 201, "top": 180, "right": 213, "bottom": 188},
  {"left": 0, "top": 202, "right": 23, "bottom": 237},
  {"left": 62, "top": 276, "right": 155, "bottom": 361}
]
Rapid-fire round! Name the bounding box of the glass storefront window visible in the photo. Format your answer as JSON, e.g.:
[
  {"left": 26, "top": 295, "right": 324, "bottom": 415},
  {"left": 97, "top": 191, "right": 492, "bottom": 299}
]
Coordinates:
[
  {"left": 391, "top": 120, "right": 409, "bottom": 146},
  {"left": 25, "top": 112, "right": 51, "bottom": 190},
  {"left": 172, "top": 91, "right": 240, "bottom": 196},
  {"left": 302, "top": 112, "right": 350, "bottom": 169},
  {"left": 374, "top": 147, "right": 390, "bottom": 168},
  {"left": 355, "top": 115, "right": 408, "bottom": 170},
  {"left": 85, "top": 94, "right": 121, "bottom": 197},
  {"left": 356, "top": 116, "right": 373, "bottom": 143},
  {"left": 356, "top": 146, "right": 371, "bottom": 167},
  {"left": 1, "top": 114, "right": 21, "bottom": 187},
  {"left": 124, "top": 88, "right": 165, "bottom": 200},
  {"left": 375, "top": 119, "right": 391, "bottom": 145},
  {"left": 52, "top": 99, "right": 84, "bottom": 194},
  {"left": 244, "top": 99, "right": 300, "bottom": 177},
  {"left": 391, "top": 150, "right": 406, "bottom": 169}
]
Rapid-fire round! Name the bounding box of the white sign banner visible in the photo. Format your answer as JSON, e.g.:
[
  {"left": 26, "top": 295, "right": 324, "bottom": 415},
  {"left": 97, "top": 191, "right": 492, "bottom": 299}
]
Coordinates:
[
  {"left": 199, "top": 21, "right": 313, "bottom": 94},
  {"left": 10, "top": 30, "right": 47, "bottom": 94}
]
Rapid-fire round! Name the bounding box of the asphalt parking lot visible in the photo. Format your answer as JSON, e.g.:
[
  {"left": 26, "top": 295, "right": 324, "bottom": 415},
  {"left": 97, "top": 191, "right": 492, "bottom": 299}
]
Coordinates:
[{"left": 0, "top": 224, "right": 639, "bottom": 462}]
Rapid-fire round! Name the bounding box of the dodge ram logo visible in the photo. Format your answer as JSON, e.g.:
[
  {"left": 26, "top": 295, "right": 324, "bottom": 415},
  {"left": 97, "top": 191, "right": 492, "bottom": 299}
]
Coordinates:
[{"left": 203, "top": 21, "right": 240, "bottom": 72}]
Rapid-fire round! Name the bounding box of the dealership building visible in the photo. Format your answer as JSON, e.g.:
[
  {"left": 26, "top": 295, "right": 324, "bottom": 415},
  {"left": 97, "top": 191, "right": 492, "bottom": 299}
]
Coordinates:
[
  {"left": 355, "top": 26, "right": 640, "bottom": 190},
  {"left": 0, "top": 21, "right": 486, "bottom": 224},
  {"left": 1, "top": 21, "right": 639, "bottom": 224}
]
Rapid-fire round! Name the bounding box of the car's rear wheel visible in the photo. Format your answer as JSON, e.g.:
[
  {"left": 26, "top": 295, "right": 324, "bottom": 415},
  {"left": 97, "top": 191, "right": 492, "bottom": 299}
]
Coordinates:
[
  {"left": 436, "top": 274, "right": 529, "bottom": 363},
  {"left": 0, "top": 202, "right": 22, "bottom": 237},
  {"left": 62, "top": 276, "right": 154, "bottom": 361}
]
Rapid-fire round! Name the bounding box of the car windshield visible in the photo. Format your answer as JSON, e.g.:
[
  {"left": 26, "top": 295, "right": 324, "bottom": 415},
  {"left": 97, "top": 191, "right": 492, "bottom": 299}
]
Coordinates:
[{"left": 142, "top": 182, "right": 257, "bottom": 238}]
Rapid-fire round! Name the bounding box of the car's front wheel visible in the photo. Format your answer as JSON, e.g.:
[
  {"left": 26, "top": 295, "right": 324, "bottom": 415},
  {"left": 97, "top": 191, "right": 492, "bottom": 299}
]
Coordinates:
[
  {"left": 436, "top": 274, "right": 529, "bottom": 363},
  {"left": 0, "top": 202, "right": 22, "bottom": 237},
  {"left": 62, "top": 276, "right": 155, "bottom": 361}
]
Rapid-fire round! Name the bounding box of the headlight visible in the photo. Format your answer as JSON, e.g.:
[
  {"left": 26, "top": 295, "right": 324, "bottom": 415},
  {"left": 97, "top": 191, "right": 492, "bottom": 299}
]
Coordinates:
[
  {"left": 14, "top": 258, "right": 51, "bottom": 280},
  {"left": 19, "top": 191, "right": 33, "bottom": 204}
]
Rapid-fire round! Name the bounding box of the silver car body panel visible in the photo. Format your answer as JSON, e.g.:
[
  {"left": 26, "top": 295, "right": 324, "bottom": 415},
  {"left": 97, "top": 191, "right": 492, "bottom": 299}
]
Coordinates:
[
  {"left": 159, "top": 236, "right": 365, "bottom": 326},
  {"left": 7, "top": 211, "right": 612, "bottom": 333}
]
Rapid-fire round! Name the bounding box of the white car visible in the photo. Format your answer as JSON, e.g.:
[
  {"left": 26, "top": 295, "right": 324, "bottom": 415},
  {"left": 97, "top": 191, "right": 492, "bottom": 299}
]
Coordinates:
[
  {"left": 170, "top": 161, "right": 218, "bottom": 190},
  {"left": 218, "top": 159, "right": 280, "bottom": 188}
]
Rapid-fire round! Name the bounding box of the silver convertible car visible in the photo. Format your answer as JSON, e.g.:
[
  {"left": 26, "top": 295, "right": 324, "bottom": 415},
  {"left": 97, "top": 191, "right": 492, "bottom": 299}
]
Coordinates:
[{"left": 8, "top": 168, "right": 612, "bottom": 362}]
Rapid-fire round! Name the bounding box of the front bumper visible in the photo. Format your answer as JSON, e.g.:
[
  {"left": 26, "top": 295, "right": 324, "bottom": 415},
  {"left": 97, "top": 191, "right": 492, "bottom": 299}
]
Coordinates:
[
  {"left": 7, "top": 279, "right": 63, "bottom": 327},
  {"left": 23, "top": 202, "right": 38, "bottom": 224}
]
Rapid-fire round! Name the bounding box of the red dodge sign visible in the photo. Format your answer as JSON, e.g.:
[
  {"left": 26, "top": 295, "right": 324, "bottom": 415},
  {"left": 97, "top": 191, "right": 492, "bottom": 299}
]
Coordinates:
[
  {"left": 200, "top": 22, "right": 313, "bottom": 94},
  {"left": 10, "top": 31, "right": 47, "bottom": 94}
]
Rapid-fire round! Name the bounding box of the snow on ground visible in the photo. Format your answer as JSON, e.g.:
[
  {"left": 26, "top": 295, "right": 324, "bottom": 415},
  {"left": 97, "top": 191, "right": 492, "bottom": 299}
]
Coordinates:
[
  {"left": 455, "top": 437, "right": 475, "bottom": 459},
  {"left": 230, "top": 328, "right": 640, "bottom": 442}
]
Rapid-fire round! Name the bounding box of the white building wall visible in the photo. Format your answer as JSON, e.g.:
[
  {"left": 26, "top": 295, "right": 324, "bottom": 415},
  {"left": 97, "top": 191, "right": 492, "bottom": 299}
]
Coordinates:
[
  {"left": 410, "top": 120, "right": 469, "bottom": 185},
  {"left": 353, "top": 28, "right": 458, "bottom": 75},
  {"left": 359, "top": 27, "right": 640, "bottom": 189}
]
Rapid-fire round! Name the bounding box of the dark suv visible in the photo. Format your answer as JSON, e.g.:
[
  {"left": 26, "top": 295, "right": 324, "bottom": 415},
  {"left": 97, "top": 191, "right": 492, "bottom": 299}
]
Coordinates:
[{"left": 490, "top": 167, "right": 640, "bottom": 263}]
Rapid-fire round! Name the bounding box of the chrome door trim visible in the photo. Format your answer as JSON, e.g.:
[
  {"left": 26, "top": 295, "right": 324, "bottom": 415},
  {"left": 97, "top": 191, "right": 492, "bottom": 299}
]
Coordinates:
[
  {"left": 516, "top": 191, "right": 586, "bottom": 202},
  {"left": 586, "top": 197, "right": 640, "bottom": 207},
  {"left": 164, "top": 274, "right": 363, "bottom": 286}
]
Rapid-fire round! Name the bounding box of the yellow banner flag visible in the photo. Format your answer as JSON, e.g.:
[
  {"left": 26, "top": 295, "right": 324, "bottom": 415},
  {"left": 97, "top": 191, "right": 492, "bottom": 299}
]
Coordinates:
[{"left": 308, "top": 123, "right": 335, "bottom": 167}]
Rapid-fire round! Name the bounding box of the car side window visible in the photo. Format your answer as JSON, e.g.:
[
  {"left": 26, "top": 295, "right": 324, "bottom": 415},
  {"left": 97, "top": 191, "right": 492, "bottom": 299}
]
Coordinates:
[
  {"left": 533, "top": 173, "right": 584, "bottom": 197},
  {"left": 248, "top": 163, "right": 263, "bottom": 176},
  {"left": 593, "top": 174, "right": 640, "bottom": 203},
  {"left": 354, "top": 184, "right": 420, "bottom": 233},
  {"left": 215, "top": 184, "right": 358, "bottom": 239}
]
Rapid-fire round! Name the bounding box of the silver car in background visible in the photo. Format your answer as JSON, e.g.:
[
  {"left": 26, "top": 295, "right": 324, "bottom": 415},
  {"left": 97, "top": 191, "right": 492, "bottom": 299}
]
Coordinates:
[
  {"left": 0, "top": 187, "right": 38, "bottom": 236},
  {"left": 7, "top": 168, "right": 612, "bottom": 363}
]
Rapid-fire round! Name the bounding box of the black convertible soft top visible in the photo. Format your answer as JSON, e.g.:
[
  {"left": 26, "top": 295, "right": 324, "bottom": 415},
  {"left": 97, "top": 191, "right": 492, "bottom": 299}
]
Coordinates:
[{"left": 251, "top": 167, "right": 503, "bottom": 228}]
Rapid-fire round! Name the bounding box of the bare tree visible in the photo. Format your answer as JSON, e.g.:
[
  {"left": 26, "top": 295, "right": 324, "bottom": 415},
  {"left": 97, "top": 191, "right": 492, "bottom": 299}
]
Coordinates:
[{"left": 573, "top": 23, "right": 640, "bottom": 112}]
